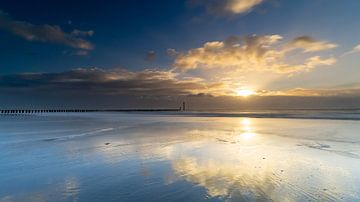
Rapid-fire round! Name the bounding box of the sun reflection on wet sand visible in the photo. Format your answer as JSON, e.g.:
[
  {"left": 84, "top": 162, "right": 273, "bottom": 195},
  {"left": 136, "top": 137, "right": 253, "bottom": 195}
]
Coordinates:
[
  {"left": 239, "top": 131, "right": 256, "bottom": 139},
  {"left": 1, "top": 114, "right": 360, "bottom": 201},
  {"left": 91, "top": 116, "right": 360, "bottom": 201},
  {"left": 239, "top": 118, "right": 257, "bottom": 140}
]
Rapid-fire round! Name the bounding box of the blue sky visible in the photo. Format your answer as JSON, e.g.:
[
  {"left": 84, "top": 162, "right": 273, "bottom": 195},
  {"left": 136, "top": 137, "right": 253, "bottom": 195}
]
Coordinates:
[
  {"left": 1, "top": 0, "right": 359, "bottom": 73},
  {"left": 1, "top": 0, "right": 360, "bottom": 108}
]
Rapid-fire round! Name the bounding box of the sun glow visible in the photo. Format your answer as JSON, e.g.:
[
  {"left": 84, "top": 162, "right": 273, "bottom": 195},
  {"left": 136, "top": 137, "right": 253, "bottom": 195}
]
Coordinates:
[{"left": 236, "top": 89, "right": 255, "bottom": 97}]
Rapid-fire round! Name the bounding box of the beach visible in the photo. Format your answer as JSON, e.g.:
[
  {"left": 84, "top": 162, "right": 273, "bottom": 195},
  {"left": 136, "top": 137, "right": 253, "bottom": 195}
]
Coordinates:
[{"left": 1, "top": 112, "right": 360, "bottom": 201}]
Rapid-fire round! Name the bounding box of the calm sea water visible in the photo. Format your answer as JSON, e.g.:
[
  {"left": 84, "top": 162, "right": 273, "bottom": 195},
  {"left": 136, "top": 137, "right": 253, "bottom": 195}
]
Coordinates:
[{"left": 1, "top": 111, "right": 360, "bottom": 201}]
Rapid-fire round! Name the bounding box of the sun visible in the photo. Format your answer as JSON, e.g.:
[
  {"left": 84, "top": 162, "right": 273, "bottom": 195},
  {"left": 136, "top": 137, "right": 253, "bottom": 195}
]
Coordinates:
[{"left": 236, "top": 89, "right": 255, "bottom": 97}]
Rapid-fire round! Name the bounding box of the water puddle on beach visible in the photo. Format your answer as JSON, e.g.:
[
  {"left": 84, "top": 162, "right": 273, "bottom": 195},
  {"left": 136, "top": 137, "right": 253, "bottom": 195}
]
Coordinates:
[{"left": 1, "top": 113, "right": 360, "bottom": 201}]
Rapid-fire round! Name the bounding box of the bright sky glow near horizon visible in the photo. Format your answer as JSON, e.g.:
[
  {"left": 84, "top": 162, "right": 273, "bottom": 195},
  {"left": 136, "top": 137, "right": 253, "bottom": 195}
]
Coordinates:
[{"left": 1, "top": 0, "right": 360, "bottom": 108}]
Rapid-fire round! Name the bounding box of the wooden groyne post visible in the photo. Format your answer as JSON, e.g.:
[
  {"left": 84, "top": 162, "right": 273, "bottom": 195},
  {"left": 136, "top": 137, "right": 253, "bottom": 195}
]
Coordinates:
[{"left": 0, "top": 108, "right": 181, "bottom": 114}]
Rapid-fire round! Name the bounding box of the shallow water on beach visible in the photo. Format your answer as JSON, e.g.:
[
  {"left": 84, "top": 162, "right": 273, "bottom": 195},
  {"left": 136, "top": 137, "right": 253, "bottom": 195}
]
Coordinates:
[{"left": 1, "top": 112, "right": 360, "bottom": 201}]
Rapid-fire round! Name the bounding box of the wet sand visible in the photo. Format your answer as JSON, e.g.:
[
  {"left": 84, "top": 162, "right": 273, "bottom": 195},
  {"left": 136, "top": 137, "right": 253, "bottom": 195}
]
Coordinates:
[{"left": 1, "top": 112, "right": 360, "bottom": 201}]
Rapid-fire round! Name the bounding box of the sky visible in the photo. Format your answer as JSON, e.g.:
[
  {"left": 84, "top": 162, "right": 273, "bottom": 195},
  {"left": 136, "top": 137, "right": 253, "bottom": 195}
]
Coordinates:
[{"left": 1, "top": 0, "right": 360, "bottom": 109}]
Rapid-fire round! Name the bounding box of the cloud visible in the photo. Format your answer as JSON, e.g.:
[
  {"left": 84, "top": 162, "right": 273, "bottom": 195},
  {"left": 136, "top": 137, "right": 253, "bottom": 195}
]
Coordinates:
[
  {"left": 166, "top": 48, "right": 179, "bottom": 57},
  {"left": 190, "top": 0, "right": 264, "bottom": 16},
  {"left": 71, "top": 29, "right": 94, "bottom": 37},
  {"left": 74, "top": 50, "right": 90, "bottom": 56},
  {"left": 273, "top": 56, "right": 336, "bottom": 74},
  {"left": 223, "top": 0, "right": 264, "bottom": 14},
  {"left": 287, "top": 36, "right": 338, "bottom": 53},
  {"left": 261, "top": 82, "right": 360, "bottom": 97},
  {"left": 145, "top": 51, "right": 156, "bottom": 61},
  {"left": 62, "top": 50, "right": 90, "bottom": 56},
  {"left": 173, "top": 34, "right": 336, "bottom": 74},
  {"left": 0, "top": 11, "right": 94, "bottom": 50},
  {"left": 353, "top": 44, "right": 360, "bottom": 52},
  {"left": 2, "top": 66, "right": 356, "bottom": 102},
  {"left": 261, "top": 88, "right": 360, "bottom": 97},
  {"left": 342, "top": 44, "right": 360, "bottom": 56},
  {"left": 1, "top": 68, "right": 360, "bottom": 109},
  {"left": 0, "top": 68, "right": 216, "bottom": 97},
  {"left": 304, "top": 56, "right": 336, "bottom": 68}
]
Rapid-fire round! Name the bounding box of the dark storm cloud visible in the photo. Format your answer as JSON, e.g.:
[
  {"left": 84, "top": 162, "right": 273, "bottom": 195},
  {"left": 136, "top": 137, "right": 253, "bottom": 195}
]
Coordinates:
[
  {"left": 0, "top": 68, "right": 206, "bottom": 96},
  {"left": 0, "top": 11, "right": 94, "bottom": 50}
]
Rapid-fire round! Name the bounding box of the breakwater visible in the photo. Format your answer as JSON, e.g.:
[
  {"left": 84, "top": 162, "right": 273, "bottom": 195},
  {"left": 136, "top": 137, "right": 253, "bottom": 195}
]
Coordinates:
[{"left": 0, "top": 108, "right": 181, "bottom": 114}]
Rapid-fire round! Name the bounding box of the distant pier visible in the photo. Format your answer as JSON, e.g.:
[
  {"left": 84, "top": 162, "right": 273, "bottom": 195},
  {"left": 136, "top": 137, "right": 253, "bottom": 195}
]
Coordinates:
[{"left": 0, "top": 108, "right": 182, "bottom": 115}]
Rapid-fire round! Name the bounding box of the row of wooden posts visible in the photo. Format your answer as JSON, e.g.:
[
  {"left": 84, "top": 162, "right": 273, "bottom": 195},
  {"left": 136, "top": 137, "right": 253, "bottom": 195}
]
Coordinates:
[
  {"left": 0, "top": 108, "right": 185, "bottom": 114},
  {"left": 0, "top": 109, "right": 99, "bottom": 114},
  {"left": 0, "top": 102, "right": 186, "bottom": 114}
]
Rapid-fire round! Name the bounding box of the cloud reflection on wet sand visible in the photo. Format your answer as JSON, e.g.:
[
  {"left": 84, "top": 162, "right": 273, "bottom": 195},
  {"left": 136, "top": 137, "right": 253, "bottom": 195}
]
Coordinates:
[
  {"left": 1, "top": 114, "right": 360, "bottom": 201},
  {"left": 92, "top": 117, "right": 360, "bottom": 201}
]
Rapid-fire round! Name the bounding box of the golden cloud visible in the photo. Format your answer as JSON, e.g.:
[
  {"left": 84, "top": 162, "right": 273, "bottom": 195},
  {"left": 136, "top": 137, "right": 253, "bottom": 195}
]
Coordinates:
[
  {"left": 173, "top": 35, "right": 337, "bottom": 74},
  {"left": 261, "top": 86, "right": 360, "bottom": 97},
  {"left": 224, "top": 0, "right": 264, "bottom": 14},
  {"left": 190, "top": 0, "right": 264, "bottom": 16},
  {"left": 287, "top": 36, "right": 338, "bottom": 53}
]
